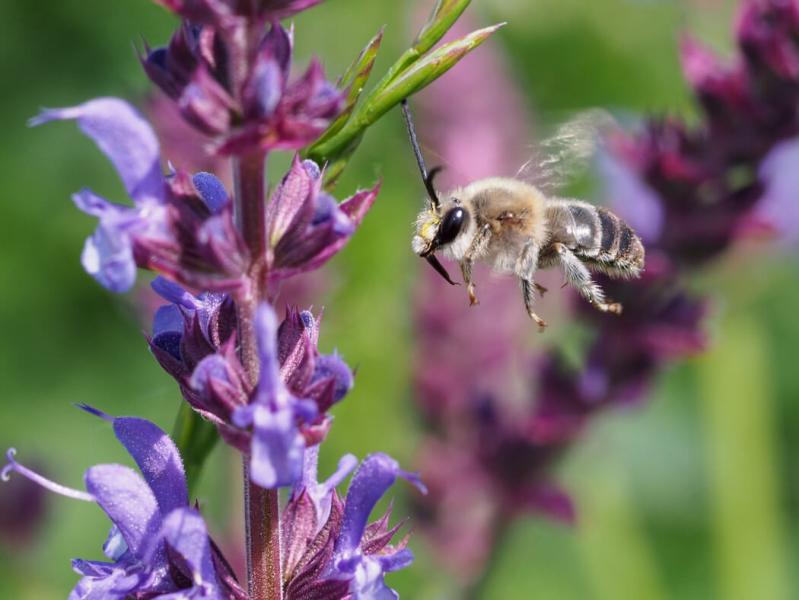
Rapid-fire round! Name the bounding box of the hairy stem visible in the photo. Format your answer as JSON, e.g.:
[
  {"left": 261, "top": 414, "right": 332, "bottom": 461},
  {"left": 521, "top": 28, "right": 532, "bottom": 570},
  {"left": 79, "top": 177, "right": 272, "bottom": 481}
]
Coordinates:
[{"left": 233, "top": 152, "right": 282, "bottom": 600}]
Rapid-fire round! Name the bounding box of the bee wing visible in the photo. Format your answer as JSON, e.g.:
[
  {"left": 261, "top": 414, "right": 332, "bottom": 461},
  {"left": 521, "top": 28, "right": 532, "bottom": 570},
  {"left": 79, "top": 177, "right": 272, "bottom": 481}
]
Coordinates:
[{"left": 516, "top": 109, "right": 616, "bottom": 193}]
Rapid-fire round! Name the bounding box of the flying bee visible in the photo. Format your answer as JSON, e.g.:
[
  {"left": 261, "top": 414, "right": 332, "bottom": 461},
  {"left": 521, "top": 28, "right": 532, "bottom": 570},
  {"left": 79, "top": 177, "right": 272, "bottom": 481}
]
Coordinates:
[{"left": 401, "top": 100, "right": 645, "bottom": 330}]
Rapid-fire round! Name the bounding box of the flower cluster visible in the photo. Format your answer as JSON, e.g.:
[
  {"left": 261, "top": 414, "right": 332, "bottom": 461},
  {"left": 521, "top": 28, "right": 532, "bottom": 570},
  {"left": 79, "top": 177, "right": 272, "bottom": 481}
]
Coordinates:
[
  {"left": 2, "top": 409, "right": 422, "bottom": 599},
  {"left": 281, "top": 447, "right": 425, "bottom": 599},
  {"left": 7, "top": 0, "right": 514, "bottom": 595},
  {"left": 409, "top": 0, "right": 798, "bottom": 585},
  {"left": 6, "top": 0, "right": 454, "bottom": 597},
  {"left": 31, "top": 97, "right": 375, "bottom": 295},
  {"left": 142, "top": 11, "right": 341, "bottom": 154},
  {"left": 3, "top": 409, "right": 243, "bottom": 599}
]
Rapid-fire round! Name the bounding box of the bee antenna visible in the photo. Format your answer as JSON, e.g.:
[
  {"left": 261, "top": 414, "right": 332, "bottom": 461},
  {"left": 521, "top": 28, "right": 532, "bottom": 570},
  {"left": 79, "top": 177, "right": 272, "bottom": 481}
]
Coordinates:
[{"left": 401, "top": 99, "right": 441, "bottom": 209}]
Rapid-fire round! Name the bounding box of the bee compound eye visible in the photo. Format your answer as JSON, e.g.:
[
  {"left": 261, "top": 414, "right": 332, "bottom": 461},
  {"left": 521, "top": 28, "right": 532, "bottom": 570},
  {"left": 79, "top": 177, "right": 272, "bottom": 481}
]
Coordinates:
[{"left": 437, "top": 207, "right": 466, "bottom": 245}]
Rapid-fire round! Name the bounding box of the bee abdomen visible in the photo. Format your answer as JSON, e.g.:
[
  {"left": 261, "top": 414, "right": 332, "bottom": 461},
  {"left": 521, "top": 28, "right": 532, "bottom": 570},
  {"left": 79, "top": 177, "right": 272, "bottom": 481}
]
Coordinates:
[{"left": 594, "top": 207, "right": 645, "bottom": 275}]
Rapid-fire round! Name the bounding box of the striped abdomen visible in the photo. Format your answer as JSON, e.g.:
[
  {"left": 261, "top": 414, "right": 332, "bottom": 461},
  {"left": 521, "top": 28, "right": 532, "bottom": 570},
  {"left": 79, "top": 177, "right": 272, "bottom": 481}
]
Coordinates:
[{"left": 545, "top": 201, "right": 645, "bottom": 277}]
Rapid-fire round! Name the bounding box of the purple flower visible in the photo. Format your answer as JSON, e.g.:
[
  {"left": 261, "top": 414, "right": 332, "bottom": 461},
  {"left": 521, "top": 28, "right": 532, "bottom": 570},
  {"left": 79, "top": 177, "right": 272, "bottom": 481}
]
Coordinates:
[
  {"left": 752, "top": 137, "right": 799, "bottom": 247},
  {"left": 142, "top": 23, "right": 235, "bottom": 136},
  {"left": 148, "top": 277, "right": 249, "bottom": 448},
  {"left": 280, "top": 447, "right": 425, "bottom": 599},
  {"left": 218, "top": 24, "right": 343, "bottom": 155},
  {"left": 2, "top": 409, "right": 243, "bottom": 599},
  {"left": 232, "top": 304, "right": 319, "bottom": 487},
  {"left": 143, "top": 19, "right": 343, "bottom": 154},
  {"left": 153, "top": 0, "right": 324, "bottom": 25},
  {"left": 31, "top": 97, "right": 248, "bottom": 293},
  {"left": 150, "top": 284, "right": 355, "bottom": 488},
  {"left": 266, "top": 156, "right": 378, "bottom": 282}
]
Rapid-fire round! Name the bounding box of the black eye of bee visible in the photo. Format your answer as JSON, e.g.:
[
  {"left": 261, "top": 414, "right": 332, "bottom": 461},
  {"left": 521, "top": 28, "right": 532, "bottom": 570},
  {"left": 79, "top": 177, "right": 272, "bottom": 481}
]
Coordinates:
[{"left": 437, "top": 206, "right": 466, "bottom": 246}]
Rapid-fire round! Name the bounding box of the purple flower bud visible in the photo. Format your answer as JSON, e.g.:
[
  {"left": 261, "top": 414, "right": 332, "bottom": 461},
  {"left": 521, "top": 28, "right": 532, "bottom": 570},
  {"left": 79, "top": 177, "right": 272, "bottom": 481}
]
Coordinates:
[
  {"left": 266, "top": 156, "right": 378, "bottom": 281},
  {"left": 216, "top": 22, "right": 344, "bottom": 154},
  {"left": 142, "top": 24, "right": 235, "bottom": 136}
]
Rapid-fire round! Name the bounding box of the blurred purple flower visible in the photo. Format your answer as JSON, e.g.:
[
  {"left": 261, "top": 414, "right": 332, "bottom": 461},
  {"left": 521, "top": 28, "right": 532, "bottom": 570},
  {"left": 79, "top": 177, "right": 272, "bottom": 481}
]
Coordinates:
[
  {"left": 2, "top": 409, "right": 244, "bottom": 599},
  {"left": 0, "top": 454, "right": 47, "bottom": 546},
  {"left": 407, "top": 0, "right": 798, "bottom": 586},
  {"left": 751, "top": 137, "right": 799, "bottom": 246},
  {"left": 146, "top": 91, "right": 232, "bottom": 187},
  {"left": 31, "top": 97, "right": 248, "bottom": 293},
  {"left": 410, "top": 6, "right": 565, "bottom": 580},
  {"left": 266, "top": 156, "right": 378, "bottom": 283},
  {"left": 281, "top": 447, "right": 425, "bottom": 599}
]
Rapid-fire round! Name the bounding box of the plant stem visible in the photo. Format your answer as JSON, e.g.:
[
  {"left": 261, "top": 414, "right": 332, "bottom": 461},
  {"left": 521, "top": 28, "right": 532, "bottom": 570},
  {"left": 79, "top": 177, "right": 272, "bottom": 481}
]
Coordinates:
[
  {"left": 463, "top": 518, "right": 509, "bottom": 600},
  {"left": 232, "top": 152, "right": 283, "bottom": 600}
]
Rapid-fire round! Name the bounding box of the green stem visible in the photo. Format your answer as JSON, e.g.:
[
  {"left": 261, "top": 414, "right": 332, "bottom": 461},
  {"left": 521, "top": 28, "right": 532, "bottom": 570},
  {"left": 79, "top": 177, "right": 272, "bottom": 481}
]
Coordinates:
[
  {"left": 171, "top": 403, "right": 218, "bottom": 497},
  {"left": 463, "top": 518, "right": 509, "bottom": 600}
]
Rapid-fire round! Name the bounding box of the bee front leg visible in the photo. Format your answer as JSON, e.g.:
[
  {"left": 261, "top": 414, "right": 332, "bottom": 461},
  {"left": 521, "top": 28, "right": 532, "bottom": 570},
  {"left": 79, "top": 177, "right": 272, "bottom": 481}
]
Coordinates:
[
  {"left": 460, "top": 260, "right": 479, "bottom": 306},
  {"left": 460, "top": 223, "right": 492, "bottom": 307}
]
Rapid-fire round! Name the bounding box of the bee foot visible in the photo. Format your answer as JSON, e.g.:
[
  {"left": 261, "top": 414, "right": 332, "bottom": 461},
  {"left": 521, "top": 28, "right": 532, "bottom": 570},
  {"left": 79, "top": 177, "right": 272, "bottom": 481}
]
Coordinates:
[
  {"left": 597, "top": 301, "right": 623, "bottom": 315},
  {"left": 534, "top": 283, "right": 548, "bottom": 297},
  {"left": 528, "top": 311, "right": 548, "bottom": 331},
  {"left": 468, "top": 286, "right": 479, "bottom": 306}
]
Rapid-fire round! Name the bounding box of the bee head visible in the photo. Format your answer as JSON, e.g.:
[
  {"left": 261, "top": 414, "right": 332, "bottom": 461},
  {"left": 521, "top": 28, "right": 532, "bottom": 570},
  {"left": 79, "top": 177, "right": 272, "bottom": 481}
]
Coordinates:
[
  {"left": 401, "top": 100, "right": 460, "bottom": 286},
  {"left": 412, "top": 200, "right": 467, "bottom": 256}
]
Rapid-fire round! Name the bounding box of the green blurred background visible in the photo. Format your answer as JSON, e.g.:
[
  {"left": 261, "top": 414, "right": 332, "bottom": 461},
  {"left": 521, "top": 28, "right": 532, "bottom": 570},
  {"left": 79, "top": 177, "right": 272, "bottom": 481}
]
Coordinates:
[{"left": 1, "top": 0, "right": 798, "bottom": 598}]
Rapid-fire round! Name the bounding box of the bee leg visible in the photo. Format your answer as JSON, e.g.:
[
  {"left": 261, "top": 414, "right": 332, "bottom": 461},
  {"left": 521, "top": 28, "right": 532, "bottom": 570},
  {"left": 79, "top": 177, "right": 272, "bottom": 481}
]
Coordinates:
[
  {"left": 460, "top": 260, "right": 479, "bottom": 306},
  {"left": 552, "top": 243, "right": 622, "bottom": 314},
  {"left": 534, "top": 283, "right": 548, "bottom": 297},
  {"left": 516, "top": 241, "right": 547, "bottom": 330},
  {"left": 521, "top": 279, "right": 548, "bottom": 330},
  {"left": 460, "top": 223, "right": 493, "bottom": 307}
]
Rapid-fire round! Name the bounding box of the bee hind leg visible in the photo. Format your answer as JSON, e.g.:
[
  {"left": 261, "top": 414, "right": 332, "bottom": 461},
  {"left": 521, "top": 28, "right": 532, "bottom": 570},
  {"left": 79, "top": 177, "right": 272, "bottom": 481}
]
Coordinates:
[{"left": 552, "top": 243, "right": 622, "bottom": 315}]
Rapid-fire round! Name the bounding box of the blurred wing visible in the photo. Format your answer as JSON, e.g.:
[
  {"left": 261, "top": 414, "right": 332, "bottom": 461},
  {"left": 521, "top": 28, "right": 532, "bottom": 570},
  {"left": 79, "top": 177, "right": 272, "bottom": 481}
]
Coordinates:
[{"left": 516, "top": 109, "right": 616, "bottom": 193}]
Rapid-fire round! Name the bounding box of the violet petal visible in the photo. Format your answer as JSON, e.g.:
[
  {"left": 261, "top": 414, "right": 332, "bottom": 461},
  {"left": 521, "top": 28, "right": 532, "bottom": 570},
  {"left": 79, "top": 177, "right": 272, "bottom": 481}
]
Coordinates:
[
  {"left": 112, "top": 417, "right": 188, "bottom": 515},
  {"left": 84, "top": 464, "right": 162, "bottom": 560},
  {"left": 192, "top": 172, "right": 229, "bottom": 214},
  {"left": 245, "top": 404, "right": 305, "bottom": 488},
  {"left": 31, "top": 97, "right": 164, "bottom": 204},
  {"left": 160, "top": 507, "right": 220, "bottom": 592}
]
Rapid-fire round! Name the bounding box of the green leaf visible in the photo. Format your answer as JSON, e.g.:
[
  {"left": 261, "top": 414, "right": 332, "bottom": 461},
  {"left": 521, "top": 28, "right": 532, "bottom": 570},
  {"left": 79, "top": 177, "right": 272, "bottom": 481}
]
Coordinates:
[
  {"left": 315, "top": 28, "right": 385, "bottom": 148},
  {"left": 414, "top": 0, "right": 473, "bottom": 58},
  {"left": 172, "top": 402, "right": 218, "bottom": 496},
  {"left": 374, "top": 0, "right": 472, "bottom": 94},
  {"left": 308, "top": 23, "right": 503, "bottom": 164},
  {"left": 364, "top": 23, "right": 504, "bottom": 122}
]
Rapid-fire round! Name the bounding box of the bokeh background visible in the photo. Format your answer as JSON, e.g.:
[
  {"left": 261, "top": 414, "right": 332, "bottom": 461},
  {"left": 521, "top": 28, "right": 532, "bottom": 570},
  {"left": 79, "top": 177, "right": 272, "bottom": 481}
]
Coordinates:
[{"left": 1, "top": 0, "right": 798, "bottom": 598}]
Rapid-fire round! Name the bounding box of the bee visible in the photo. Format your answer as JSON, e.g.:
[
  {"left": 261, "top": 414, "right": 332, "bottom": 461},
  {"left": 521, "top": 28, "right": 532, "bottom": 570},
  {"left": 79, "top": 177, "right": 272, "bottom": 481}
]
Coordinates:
[{"left": 401, "top": 100, "right": 645, "bottom": 330}]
